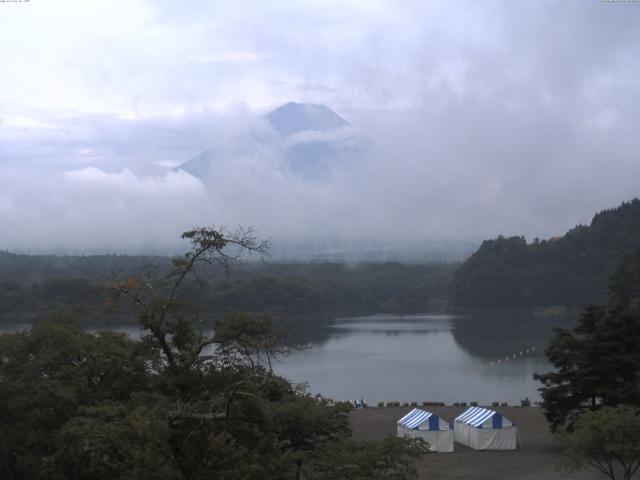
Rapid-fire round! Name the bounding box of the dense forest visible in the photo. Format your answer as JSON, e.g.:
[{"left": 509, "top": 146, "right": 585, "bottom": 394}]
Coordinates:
[
  {"left": 0, "top": 229, "right": 428, "bottom": 480},
  {"left": 449, "top": 199, "right": 640, "bottom": 307},
  {"left": 0, "top": 254, "right": 456, "bottom": 325}
]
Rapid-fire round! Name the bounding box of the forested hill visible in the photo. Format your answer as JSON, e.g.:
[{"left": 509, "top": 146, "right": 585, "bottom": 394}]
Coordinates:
[
  {"left": 0, "top": 253, "right": 456, "bottom": 324},
  {"left": 449, "top": 199, "right": 640, "bottom": 307}
]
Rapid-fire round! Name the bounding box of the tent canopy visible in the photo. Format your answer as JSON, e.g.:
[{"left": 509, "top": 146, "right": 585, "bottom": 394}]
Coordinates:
[
  {"left": 454, "top": 407, "right": 517, "bottom": 450},
  {"left": 455, "top": 406, "right": 513, "bottom": 429},
  {"left": 397, "top": 408, "right": 450, "bottom": 431},
  {"left": 397, "top": 408, "right": 454, "bottom": 452}
]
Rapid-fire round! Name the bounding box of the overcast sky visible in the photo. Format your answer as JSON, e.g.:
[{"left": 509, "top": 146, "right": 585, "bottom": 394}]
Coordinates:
[{"left": 1, "top": 0, "right": 639, "bottom": 253}]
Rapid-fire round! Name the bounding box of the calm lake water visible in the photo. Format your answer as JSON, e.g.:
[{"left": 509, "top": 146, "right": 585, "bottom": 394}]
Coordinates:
[
  {"left": 274, "top": 311, "right": 576, "bottom": 405},
  {"left": 0, "top": 310, "right": 576, "bottom": 405}
]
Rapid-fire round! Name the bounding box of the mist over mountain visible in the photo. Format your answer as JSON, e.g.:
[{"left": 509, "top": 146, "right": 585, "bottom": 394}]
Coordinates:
[
  {"left": 2, "top": 1, "right": 640, "bottom": 255},
  {"left": 266, "top": 102, "right": 349, "bottom": 136},
  {"left": 268, "top": 237, "right": 476, "bottom": 263},
  {"left": 171, "top": 102, "right": 478, "bottom": 261},
  {"left": 177, "top": 102, "right": 365, "bottom": 182}
]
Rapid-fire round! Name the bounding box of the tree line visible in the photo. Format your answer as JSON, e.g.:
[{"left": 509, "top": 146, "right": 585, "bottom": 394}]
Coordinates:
[
  {"left": 450, "top": 198, "right": 640, "bottom": 307},
  {"left": 0, "top": 261, "right": 455, "bottom": 325}
]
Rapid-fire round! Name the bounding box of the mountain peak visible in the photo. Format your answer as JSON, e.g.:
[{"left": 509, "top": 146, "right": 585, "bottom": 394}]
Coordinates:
[{"left": 266, "top": 102, "right": 348, "bottom": 136}]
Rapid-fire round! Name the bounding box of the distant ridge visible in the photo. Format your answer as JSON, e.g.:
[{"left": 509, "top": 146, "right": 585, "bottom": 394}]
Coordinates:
[
  {"left": 449, "top": 198, "right": 640, "bottom": 307},
  {"left": 265, "top": 102, "right": 349, "bottom": 136}
]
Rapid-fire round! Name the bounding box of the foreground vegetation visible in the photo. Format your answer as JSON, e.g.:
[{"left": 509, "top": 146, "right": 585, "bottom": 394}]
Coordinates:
[
  {"left": 535, "top": 250, "right": 640, "bottom": 480},
  {"left": 535, "top": 250, "right": 640, "bottom": 430},
  {"left": 0, "top": 228, "right": 428, "bottom": 480},
  {"left": 559, "top": 406, "right": 640, "bottom": 480}
]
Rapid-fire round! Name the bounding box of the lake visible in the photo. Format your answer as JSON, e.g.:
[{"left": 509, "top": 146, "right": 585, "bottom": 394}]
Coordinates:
[
  {"left": 274, "top": 311, "right": 576, "bottom": 405},
  {"left": 0, "top": 310, "right": 576, "bottom": 405}
]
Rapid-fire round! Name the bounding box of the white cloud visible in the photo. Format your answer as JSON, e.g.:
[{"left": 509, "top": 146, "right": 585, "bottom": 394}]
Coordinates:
[
  {"left": 1, "top": 0, "right": 640, "bottom": 252},
  {"left": 0, "top": 166, "right": 207, "bottom": 252},
  {"left": 586, "top": 108, "right": 620, "bottom": 131},
  {"left": 186, "top": 51, "right": 267, "bottom": 65}
]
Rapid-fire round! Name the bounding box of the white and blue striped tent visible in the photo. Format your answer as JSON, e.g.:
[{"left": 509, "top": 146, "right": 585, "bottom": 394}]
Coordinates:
[
  {"left": 454, "top": 406, "right": 518, "bottom": 450},
  {"left": 397, "top": 408, "right": 453, "bottom": 452}
]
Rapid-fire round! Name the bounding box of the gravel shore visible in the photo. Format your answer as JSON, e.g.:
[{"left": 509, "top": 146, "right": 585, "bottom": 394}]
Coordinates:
[{"left": 349, "top": 406, "right": 605, "bottom": 480}]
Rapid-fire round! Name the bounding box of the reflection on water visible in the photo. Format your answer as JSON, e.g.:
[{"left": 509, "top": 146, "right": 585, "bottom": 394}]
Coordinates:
[
  {"left": 275, "top": 311, "right": 578, "bottom": 404},
  {"left": 329, "top": 314, "right": 454, "bottom": 335},
  {"left": 0, "top": 310, "right": 578, "bottom": 405}
]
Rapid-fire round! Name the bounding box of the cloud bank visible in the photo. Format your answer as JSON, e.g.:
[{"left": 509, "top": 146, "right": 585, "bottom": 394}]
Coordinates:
[{"left": 0, "top": 0, "right": 639, "bottom": 253}]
